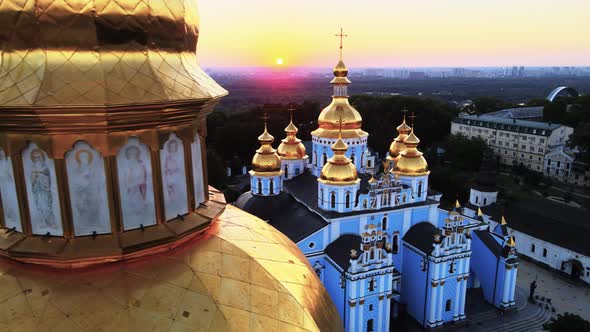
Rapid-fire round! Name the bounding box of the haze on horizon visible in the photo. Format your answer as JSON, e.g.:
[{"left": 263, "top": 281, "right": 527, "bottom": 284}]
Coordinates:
[{"left": 197, "top": 0, "right": 590, "bottom": 68}]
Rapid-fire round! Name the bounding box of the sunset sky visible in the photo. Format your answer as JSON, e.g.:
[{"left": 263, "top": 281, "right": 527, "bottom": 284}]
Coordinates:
[{"left": 197, "top": 0, "right": 590, "bottom": 68}]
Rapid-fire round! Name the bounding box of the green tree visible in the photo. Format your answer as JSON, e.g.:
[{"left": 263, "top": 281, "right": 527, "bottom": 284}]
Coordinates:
[
  {"left": 473, "top": 96, "right": 511, "bottom": 114},
  {"left": 207, "top": 148, "right": 228, "bottom": 189},
  {"left": 441, "top": 134, "right": 487, "bottom": 172},
  {"left": 568, "top": 122, "right": 590, "bottom": 161},
  {"left": 543, "top": 100, "right": 567, "bottom": 123},
  {"left": 543, "top": 313, "right": 590, "bottom": 332}
]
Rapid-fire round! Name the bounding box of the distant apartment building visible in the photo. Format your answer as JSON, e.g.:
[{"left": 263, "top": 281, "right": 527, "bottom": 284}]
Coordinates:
[{"left": 451, "top": 114, "right": 574, "bottom": 174}]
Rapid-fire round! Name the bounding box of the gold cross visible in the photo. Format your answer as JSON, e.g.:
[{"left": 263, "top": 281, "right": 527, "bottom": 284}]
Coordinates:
[
  {"left": 287, "top": 105, "right": 296, "bottom": 122},
  {"left": 409, "top": 112, "right": 416, "bottom": 127},
  {"left": 261, "top": 112, "right": 270, "bottom": 129},
  {"left": 334, "top": 28, "right": 348, "bottom": 60}
]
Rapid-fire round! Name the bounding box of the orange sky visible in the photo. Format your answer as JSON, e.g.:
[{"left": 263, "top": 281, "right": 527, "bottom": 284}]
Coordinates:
[{"left": 196, "top": 1, "right": 590, "bottom": 68}]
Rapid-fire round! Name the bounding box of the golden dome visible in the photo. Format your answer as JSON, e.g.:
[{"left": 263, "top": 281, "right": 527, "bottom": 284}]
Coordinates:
[
  {"left": 319, "top": 137, "right": 359, "bottom": 185},
  {"left": 0, "top": 0, "right": 227, "bottom": 109},
  {"left": 0, "top": 205, "right": 343, "bottom": 331},
  {"left": 251, "top": 125, "right": 282, "bottom": 174},
  {"left": 333, "top": 60, "right": 349, "bottom": 77},
  {"left": 277, "top": 120, "right": 307, "bottom": 160},
  {"left": 388, "top": 115, "right": 412, "bottom": 159},
  {"left": 311, "top": 98, "right": 368, "bottom": 139},
  {"left": 394, "top": 129, "right": 429, "bottom": 176}
]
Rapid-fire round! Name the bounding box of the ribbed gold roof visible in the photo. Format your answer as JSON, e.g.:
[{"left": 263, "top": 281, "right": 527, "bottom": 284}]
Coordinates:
[
  {"left": 251, "top": 125, "right": 282, "bottom": 174},
  {"left": 0, "top": 0, "right": 227, "bottom": 108},
  {"left": 319, "top": 137, "right": 359, "bottom": 185},
  {"left": 277, "top": 120, "right": 307, "bottom": 160},
  {"left": 394, "top": 128, "right": 429, "bottom": 176},
  {"left": 0, "top": 205, "right": 343, "bottom": 331}
]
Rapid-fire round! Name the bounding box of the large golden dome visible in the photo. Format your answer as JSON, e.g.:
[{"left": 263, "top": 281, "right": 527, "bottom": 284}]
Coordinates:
[
  {"left": 319, "top": 137, "right": 359, "bottom": 185},
  {"left": 0, "top": 205, "right": 343, "bottom": 332},
  {"left": 277, "top": 120, "right": 307, "bottom": 160},
  {"left": 0, "top": 0, "right": 227, "bottom": 109},
  {"left": 388, "top": 116, "right": 412, "bottom": 159},
  {"left": 251, "top": 125, "right": 282, "bottom": 174},
  {"left": 394, "top": 129, "right": 429, "bottom": 176}
]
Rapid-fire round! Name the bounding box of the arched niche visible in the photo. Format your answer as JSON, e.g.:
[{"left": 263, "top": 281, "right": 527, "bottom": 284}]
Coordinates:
[
  {"left": 22, "top": 142, "right": 63, "bottom": 235},
  {"left": 116, "top": 137, "right": 157, "bottom": 230},
  {"left": 0, "top": 148, "right": 22, "bottom": 231},
  {"left": 160, "top": 133, "right": 189, "bottom": 220},
  {"left": 65, "top": 141, "right": 111, "bottom": 236}
]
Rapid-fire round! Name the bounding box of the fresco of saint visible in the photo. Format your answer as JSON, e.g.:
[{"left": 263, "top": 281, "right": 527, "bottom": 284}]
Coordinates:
[
  {"left": 0, "top": 149, "right": 22, "bottom": 231},
  {"left": 191, "top": 134, "right": 205, "bottom": 207},
  {"left": 161, "top": 134, "right": 188, "bottom": 220}
]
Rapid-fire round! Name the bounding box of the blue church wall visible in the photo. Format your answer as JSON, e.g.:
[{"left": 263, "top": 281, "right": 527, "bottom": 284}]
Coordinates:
[
  {"left": 323, "top": 259, "right": 346, "bottom": 321},
  {"left": 470, "top": 232, "right": 501, "bottom": 306},
  {"left": 401, "top": 246, "right": 429, "bottom": 325},
  {"left": 298, "top": 228, "right": 327, "bottom": 255},
  {"left": 441, "top": 279, "right": 458, "bottom": 322},
  {"left": 410, "top": 207, "right": 429, "bottom": 226}
]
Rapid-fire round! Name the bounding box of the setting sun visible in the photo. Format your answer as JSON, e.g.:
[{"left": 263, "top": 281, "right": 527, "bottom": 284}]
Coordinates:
[{"left": 276, "top": 58, "right": 284, "bottom": 65}]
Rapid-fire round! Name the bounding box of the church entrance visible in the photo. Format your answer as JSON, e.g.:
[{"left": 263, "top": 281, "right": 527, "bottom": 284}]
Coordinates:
[{"left": 561, "top": 259, "right": 584, "bottom": 279}]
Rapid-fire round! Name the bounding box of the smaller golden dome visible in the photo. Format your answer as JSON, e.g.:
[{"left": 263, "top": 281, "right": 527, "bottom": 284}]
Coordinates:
[
  {"left": 319, "top": 137, "right": 359, "bottom": 185},
  {"left": 251, "top": 125, "right": 282, "bottom": 174},
  {"left": 394, "top": 128, "right": 429, "bottom": 176},
  {"left": 333, "top": 60, "right": 349, "bottom": 77},
  {"left": 388, "top": 115, "right": 412, "bottom": 159},
  {"left": 277, "top": 120, "right": 307, "bottom": 160}
]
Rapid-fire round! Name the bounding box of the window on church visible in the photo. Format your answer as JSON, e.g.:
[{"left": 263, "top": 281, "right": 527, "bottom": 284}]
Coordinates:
[
  {"left": 368, "top": 278, "right": 376, "bottom": 292},
  {"left": 269, "top": 179, "right": 274, "bottom": 195},
  {"left": 445, "top": 299, "right": 452, "bottom": 312},
  {"left": 345, "top": 192, "right": 351, "bottom": 208},
  {"left": 320, "top": 189, "right": 324, "bottom": 203},
  {"left": 370, "top": 249, "right": 375, "bottom": 260},
  {"left": 449, "top": 261, "right": 456, "bottom": 273},
  {"left": 350, "top": 154, "right": 355, "bottom": 165},
  {"left": 331, "top": 192, "right": 336, "bottom": 209},
  {"left": 363, "top": 200, "right": 367, "bottom": 209},
  {"left": 367, "top": 319, "right": 374, "bottom": 332},
  {"left": 392, "top": 235, "right": 399, "bottom": 254},
  {"left": 257, "top": 179, "right": 262, "bottom": 195},
  {"left": 543, "top": 248, "right": 547, "bottom": 257},
  {"left": 369, "top": 304, "right": 374, "bottom": 311},
  {"left": 475, "top": 196, "right": 479, "bottom": 204},
  {"left": 418, "top": 181, "right": 423, "bottom": 197},
  {"left": 382, "top": 216, "right": 388, "bottom": 230},
  {"left": 314, "top": 152, "right": 317, "bottom": 166},
  {"left": 531, "top": 244, "right": 535, "bottom": 253},
  {"left": 323, "top": 153, "right": 327, "bottom": 165},
  {"left": 483, "top": 198, "right": 487, "bottom": 205}
]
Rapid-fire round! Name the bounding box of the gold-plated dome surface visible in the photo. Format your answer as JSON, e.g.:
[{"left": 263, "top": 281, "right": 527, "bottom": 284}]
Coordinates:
[
  {"left": 333, "top": 60, "right": 349, "bottom": 77},
  {"left": 277, "top": 121, "right": 307, "bottom": 160},
  {"left": 319, "top": 138, "right": 359, "bottom": 185},
  {"left": 0, "top": 0, "right": 227, "bottom": 108},
  {"left": 394, "top": 129, "right": 429, "bottom": 176},
  {"left": 311, "top": 98, "right": 368, "bottom": 139},
  {"left": 0, "top": 205, "right": 342, "bottom": 331},
  {"left": 251, "top": 126, "right": 281, "bottom": 174}
]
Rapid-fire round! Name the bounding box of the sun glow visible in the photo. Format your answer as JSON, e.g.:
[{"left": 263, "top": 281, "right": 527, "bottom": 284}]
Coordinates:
[{"left": 276, "top": 58, "right": 284, "bottom": 65}]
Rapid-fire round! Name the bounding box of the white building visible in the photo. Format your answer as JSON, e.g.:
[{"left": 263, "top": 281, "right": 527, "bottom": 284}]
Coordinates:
[{"left": 452, "top": 114, "right": 574, "bottom": 173}]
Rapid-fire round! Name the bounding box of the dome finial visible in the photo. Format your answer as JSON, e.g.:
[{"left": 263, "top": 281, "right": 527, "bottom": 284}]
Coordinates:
[{"left": 334, "top": 27, "right": 348, "bottom": 61}]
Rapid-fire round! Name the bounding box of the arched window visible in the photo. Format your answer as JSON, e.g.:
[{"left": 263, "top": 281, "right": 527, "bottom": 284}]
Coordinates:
[
  {"left": 382, "top": 216, "right": 388, "bottom": 230},
  {"left": 320, "top": 189, "right": 324, "bottom": 203},
  {"left": 160, "top": 134, "right": 188, "bottom": 220},
  {"left": 475, "top": 196, "right": 479, "bottom": 204},
  {"left": 543, "top": 248, "right": 547, "bottom": 257},
  {"left": 402, "top": 193, "right": 407, "bottom": 203},
  {"left": 445, "top": 299, "right": 452, "bottom": 312},
  {"left": 367, "top": 319, "right": 374, "bottom": 332},
  {"left": 417, "top": 181, "right": 423, "bottom": 197},
  {"left": 531, "top": 244, "right": 535, "bottom": 253},
  {"left": 345, "top": 192, "right": 351, "bottom": 208},
  {"left": 483, "top": 198, "right": 488, "bottom": 205},
  {"left": 269, "top": 179, "right": 274, "bottom": 195},
  {"left": 313, "top": 151, "right": 317, "bottom": 166},
  {"left": 323, "top": 153, "right": 327, "bottom": 166},
  {"left": 284, "top": 165, "right": 289, "bottom": 178},
  {"left": 350, "top": 154, "right": 355, "bottom": 165},
  {"left": 370, "top": 248, "right": 375, "bottom": 260},
  {"left": 331, "top": 192, "right": 336, "bottom": 209},
  {"left": 392, "top": 234, "right": 399, "bottom": 254},
  {"left": 363, "top": 200, "right": 367, "bottom": 209},
  {"left": 257, "top": 178, "right": 262, "bottom": 194}
]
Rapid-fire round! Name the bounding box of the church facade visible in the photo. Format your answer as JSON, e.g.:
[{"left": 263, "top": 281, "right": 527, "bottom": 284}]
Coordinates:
[{"left": 236, "top": 54, "right": 518, "bottom": 331}]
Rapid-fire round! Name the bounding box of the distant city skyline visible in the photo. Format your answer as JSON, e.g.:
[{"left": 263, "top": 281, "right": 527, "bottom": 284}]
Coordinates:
[{"left": 198, "top": 0, "right": 590, "bottom": 68}]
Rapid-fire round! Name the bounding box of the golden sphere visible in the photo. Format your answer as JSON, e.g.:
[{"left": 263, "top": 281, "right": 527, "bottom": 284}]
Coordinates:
[{"left": 333, "top": 60, "right": 349, "bottom": 77}]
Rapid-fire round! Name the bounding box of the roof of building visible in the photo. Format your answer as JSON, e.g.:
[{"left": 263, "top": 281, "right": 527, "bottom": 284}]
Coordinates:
[
  {"left": 402, "top": 222, "right": 442, "bottom": 254},
  {"left": 454, "top": 114, "right": 563, "bottom": 136},
  {"left": 324, "top": 234, "right": 361, "bottom": 270},
  {"left": 473, "top": 229, "right": 510, "bottom": 258},
  {"left": 486, "top": 107, "right": 544, "bottom": 120},
  {"left": 479, "top": 198, "right": 590, "bottom": 257},
  {"left": 285, "top": 171, "right": 438, "bottom": 219},
  {"left": 234, "top": 191, "right": 328, "bottom": 243}
]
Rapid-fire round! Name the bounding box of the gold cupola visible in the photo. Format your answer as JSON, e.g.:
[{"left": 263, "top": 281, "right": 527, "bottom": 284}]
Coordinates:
[
  {"left": 277, "top": 118, "right": 307, "bottom": 160},
  {"left": 394, "top": 128, "right": 429, "bottom": 176},
  {"left": 311, "top": 32, "right": 368, "bottom": 140},
  {"left": 388, "top": 113, "right": 412, "bottom": 160},
  {"left": 250, "top": 124, "right": 282, "bottom": 174},
  {"left": 319, "top": 131, "right": 360, "bottom": 185}
]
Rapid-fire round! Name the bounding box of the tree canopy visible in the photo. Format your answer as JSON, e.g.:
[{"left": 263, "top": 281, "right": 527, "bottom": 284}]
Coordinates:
[{"left": 543, "top": 313, "right": 590, "bottom": 332}]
